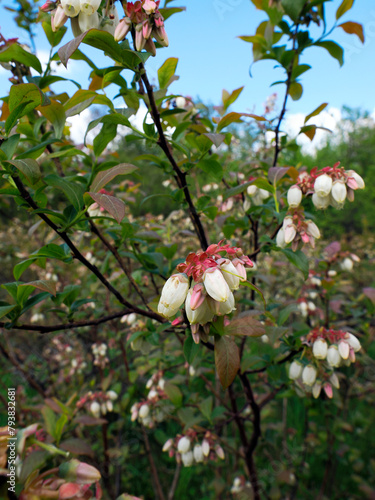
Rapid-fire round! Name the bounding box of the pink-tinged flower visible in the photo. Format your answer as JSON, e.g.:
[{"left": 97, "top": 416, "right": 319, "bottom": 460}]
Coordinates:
[
  {"left": 346, "top": 170, "right": 365, "bottom": 189},
  {"left": 326, "top": 345, "right": 341, "bottom": 367},
  {"left": 80, "top": 0, "right": 100, "bottom": 15},
  {"left": 312, "top": 338, "right": 328, "bottom": 360},
  {"left": 59, "top": 459, "right": 101, "bottom": 485},
  {"left": 302, "top": 365, "right": 317, "bottom": 386},
  {"left": 312, "top": 382, "right": 322, "bottom": 399},
  {"left": 331, "top": 180, "right": 347, "bottom": 204},
  {"left": 143, "top": 0, "right": 157, "bottom": 15},
  {"left": 323, "top": 383, "right": 333, "bottom": 399},
  {"left": 162, "top": 438, "right": 174, "bottom": 452},
  {"left": 142, "top": 19, "right": 152, "bottom": 38},
  {"left": 145, "top": 37, "right": 156, "bottom": 56},
  {"left": 153, "top": 25, "right": 169, "bottom": 47},
  {"left": 314, "top": 173, "right": 332, "bottom": 197},
  {"left": 52, "top": 5, "right": 68, "bottom": 31},
  {"left": 114, "top": 17, "right": 132, "bottom": 41},
  {"left": 287, "top": 185, "right": 302, "bottom": 208},
  {"left": 219, "top": 258, "right": 240, "bottom": 290},
  {"left": 41, "top": 0, "right": 56, "bottom": 12},
  {"left": 215, "top": 445, "right": 225, "bottom": 460},
  {"left": 306, "top": 220, "right": 320, "bottom": 240},
  {"left": 185, "top": 289, "right": 214, "bottom": 325},
  {"left": 190, "top": 283, "right": 206, "bottom": 310},
  {"left": 232, "top": 258, "right": 247, "bottom": 281},
  {"left": 158, "top": 273, "right": 189, "bottom": 318},
  {"left": 203, "top": 267, "right": 230, "bottom": 302},
  {"left": 345, "top": 332, "right": 361, "bottom": 352},
  {"left": 59, "top": 483, "right": 82, "bottom": 499},
  {"left": 289, "top": 360, "right": 303, "bottom": 380},
  {"left": 61, "top": 0, "right": 80, "bottom": 17},
  {"left": 312, "top": 192, "right": 330, "bottom": 210},
  {"left": 135, "top": 23, "right": 146, "bottom": 50}
]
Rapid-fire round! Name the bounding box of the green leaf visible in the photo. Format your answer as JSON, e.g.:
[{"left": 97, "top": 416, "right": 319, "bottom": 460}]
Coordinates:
[
  {"left": 19, "top": 280, "right": 57, "bottom": 297},
  {"left": 314, "top": 40, "right": 344, "bottom": 67},
  {"left": 203, "top": 133, "right": 226, "bottom": 148},
  {"left": 183, "top": 335, "right": 200, "bottom": 364},
  {"left": 87, "top": 192, "right": 126, "bottom": 223},
  {"left": 223, "top": 181, "right": 253, "bottom": 201},
  {"left": 164, "top": 382, "right": 182, "bottom": 407},
  {"left": 42, "top": 21, "right": 67, "bottom": 47},
  {"left": 158, "top": 57, "right": 179, "bottom": 89},
  {"left": 44, "top": 175, "right": 85, "bottom": 211},
  {"left": 64, "top": 89, "right": 114, "bottom": 114},
  {"left": 217, "top": 112, "right": 266, "bottom": 133},
  {"left": 336, "top": 0, "right": 354, "bottom": 20},
  {"left": 9, "top": 83, "right": 46, "bottom": 115},
  {"left": 93, "top": 122, "right": 117, "bottom": 157},
  {"left": 288, "top": 81, "right": 303, "bottom": 101},
  {"left": 281, "top": 248, "right": 309, "bottom": 279},
  {"left": 19, "top": 451, "right": 49, "bottom": 484},
  {"left": 13, "top": 259, "right": 34, "bottom": 280},
  {"left": 198, "top": 396, "right": 213, "bottom": 422},
  {"left": 215, "top": 336, "right": 240, "bottom": 389},
  {"left": 5, "top": 101, "right": 32, "bottom": 135},
  {"left": 252, "top": 177, "right": 274, "bottom": 194},
  {"left": 34, "top": 244, "right": 70, "bottom": 261},
  {"left": 281, "top": 0, "right": 306, "bottom": 21},
  {"left": 240, "top": 280, "right": 266, "bottom": 308},
  {"left": 0, "top": 43, "right": 42, "bottom": 73},
  {"left": 0, "top": 134, "right": 20, "bottom": 159},
  {"left": 304, "top": 102, "right": 328, "bottom": 124},
  {"left": 38, "top": 100, "right": 66, "bottom": 139},
  {"left": 196, "top": 158, "right": 223, "bottom": 182},
  {"left": 222, "top": 86, "right": 244, "bottom": 111},
  {"left": 54, "top": 414, "right": 68, "bottom": 445},
  {"left": 16, "top": 139, "right": 56, "bottom": 160},
  {"left": 0, "top": 304, "right": 16, "bottom": 319},
  {"left": 90, "top": 163, "right": 138, "bottom": 192},
  {"left": 6, "top": 159, "right": 41, "bottom": 185},
  {"left": 278, "top": 303, "right": 299, "bottom": 326}
]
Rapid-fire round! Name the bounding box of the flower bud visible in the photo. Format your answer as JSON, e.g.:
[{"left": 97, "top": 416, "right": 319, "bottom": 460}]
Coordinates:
[
  {"left": 190, "top": 283, "right": 206, "bottom": 310},
  {"left": 143, "top": 0, "right": 157, "bottom": 15},
  {"left": 312, "top": 192, "right": 330, "bottom": 210},
  {"left": 314, "top": 173, "right": 332, "bottom": 197},
  {"left": 176, "top": 96, "right": 186, "bottom": 108},
  {"left": 247, "top": 184, "right": 257, "bottom": 196},
  {"left": 61, "top": 0, "right": 80, "bottom": 17},
  {"left": 220, "top": 259, "right": 240, "bottom": 290},
  {"left": 299, "top": 301, "right": 308, "bottom": 317},
  {"left": 135, "top": 23, "right": 146, "bottom": 51},
  {"left": 162, "top": 438, "right": 174, "bottom": 452},
  {"left": 287, "top": 185, "right": 302, "bottom": 208},
  {"left": 59, "top": 459, "right": 101, "bottom": 485},
  {"left": 306, "top": 220, "right": 320, "bottom": 239},
  {"left": 289, "top": 360, "right": 303, "bottom": 380},
  {"left": 323, "top": 383, "right": 333, "bottom": 398},
  {"left": 107, "top": 390, "right": 118, "bottom": 400},
  {"left": 59, "top": 483, "right": 82, "bottom": 499},
  {"left": 326, "top": 345, "right": 341, "bottom": 367},
  {"left": 177, "top": 436, "right": 191, "bottom": 454},
  {"left": 158, "top": 273, "right": 189, "bottom": 318},
  {"left": 202, "top": 439, "right": 210, "bottom": 457},
  {"left": 181, "top": 451, "right": 193, "bottom": 467},
  {"left": 345, "top": 332, "right": 361, "bottom": 352},
  {"left": 283, "top": 220, "right": 296, "bottom": 244},
  {"left": 101, "top": 403, "right": 107, "bottom": 415},
  {"left": 330, "top": 373, "right": 340, "bottom": 389},
  {"left": 185, "top": 290, "right": 214, "bottom": 325},
  {"left": 41, "top": 0, "right": 56, "bottom": 12},
  {"left": 276, "top": 227, "right": 287, "bottom": 248},
  {"left": 232, "top": 258, "right": 247, "bottom": 281},
  {"left": 52, "top": 5, "right": 68, "bottom": 31},
  {"left": 340, "top": 257, "right": 353, "bottom": 272},
  {"left": 312, "top": 382, "right": 321, "bottom": 399},
  {"left": 215, "top": 445, "right": 225, "bottom": 460},
  {"left": 312, "top": 338, "right": 328, "bottom": 360},
  {"left": 139, "top": 404, "right": 150, "bottom": 419},
  {"left": 203, "top": 268, "right": 230, "bottom": 302},
  {"left": 346, "top": 170, "right": 365, "bottom": 189},
  {"left": 114, "top": 17, "right": 132, "bottom": 42},
  {"left": 153, "top": 25, "right": 169, "bottom": 47},
  {"left": 338, "top": 340, "right": 350, "bottom": 360},
  {"left": 80, "top": 0, "right": 100, "bottom": 15},
  {"left": 207, "top": 292, "right": 235, "bottom": 316},
  {"left": 145, "top": 38, "right": 156, "bottom": 56},
  {"left": 331, "top": 180, "right": 347, "bottom": 204},
  {"left": 193, "top": 444, "right": 204, "bottom": 463},
  {"left": 90, "top": 401, "right": 100, "bottom": 418},
  {"left": 302, "top": 365, "right": 317, "bottom": 386},
  {"left": 106, "top": 400, "right": 113, "bottom": 412}
]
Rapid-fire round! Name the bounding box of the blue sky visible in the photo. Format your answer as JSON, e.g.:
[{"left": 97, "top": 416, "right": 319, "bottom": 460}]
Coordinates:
[{"left": 1, "top": 0, "right": 375, "bottom": 118}]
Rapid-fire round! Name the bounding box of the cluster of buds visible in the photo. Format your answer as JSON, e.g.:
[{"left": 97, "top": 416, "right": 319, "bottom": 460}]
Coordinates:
[
  {"left": 114, "top": 0, "right": 168, "bottom": 56},
  {"left": 245, "top": 177, "right": 271, "bottom": 208},
  {"left": 276, "top": 208, "right": 320, "bottom": 250},
  {"left": 158, "top": 241, "right": 254, "bottom": 343},
  {"left": 91, "top": 342, "right": 109, "bottom": 368},
  {"left": 289, "top": 327, "right": 362, "bottom": 399},
  {"left": 77, "top": 390, "right": 118, "bottom": 418},
  {"left": 42, "top": 0, "right": 119, "bottom": 37},
  {"left": 130, "top": 375, "right": 167, "bottom": 427},
  {"left": 230, "top": 476, "right": 252, "bottom": 495},
  {"left": 162, "top": 430, "right": 225, "bottom": 467},
  {"left": 297, "top": 298, "right": 321, "bottom": 322},
  {"left": 44, "top": 337, "right": 87, "bottom": 381},
  {"left": 287, "top": 162, "right": 365, "bottom": 211}
]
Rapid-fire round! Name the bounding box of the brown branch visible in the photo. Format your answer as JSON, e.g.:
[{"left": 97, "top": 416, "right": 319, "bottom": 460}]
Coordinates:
[
  {"left": 168, "top": 463, "right": 181, "bottom": 500},
  {"left": 139, "top": 67, "right": 208, "bottom": 251},
  {"left": 244, "top": 348, "right": 303, "bottom": 375},
  {"left": 141, "top": 426, "right": 166, "bottom": 500},
  {"left": 11, "top": 174, "right": 164, "bottom": 324}
]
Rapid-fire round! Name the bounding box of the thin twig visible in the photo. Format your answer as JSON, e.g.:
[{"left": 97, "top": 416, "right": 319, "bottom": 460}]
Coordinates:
[{"left": 141, "top": 426, "right": 166, "bottom": 500}]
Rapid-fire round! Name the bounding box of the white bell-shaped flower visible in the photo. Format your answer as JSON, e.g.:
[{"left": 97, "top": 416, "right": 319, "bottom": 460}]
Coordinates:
[
  {"left": 287, "top": 186, "right": 302, "bottom": 208},
  {"left": 177, "top": 436, "right": 191, "bottom": 454},
  {"left": 306, "top": 221, "right": 320, "bottom": 239},
  {"left": 312, "top": 338, "right": 328, "bottom": 360},
  {"left": 330, "top": 373, "right": 340, "bottom": 389},
  {"left": 203, "top": 268, "right": 230, "bottom": 302},
  {"left": 312, "top": 382, "right": 322, "bottom": 399},
  {"left": 302, "top": 365, "right": 317, "bottom": 386},
  {"left": 202, "top": 439, "right": 210, "bottom": 457},
  {"left": 207, "top": 292, "right": 235, "bottom": 316},
  {"left": 90, "top": 401, "right": 100, "bottom": 418},
  {"left": 331, "top": 180, "right": 347, "bottom": 204},
  {"left": 276, "top": 227, "right": 287, "bottom": 248},
  {"left": 158, "top": 273, "right": 189, "bottom": 318},
  {"left": 346, "top": 170, "right": 365, "bottom": 189},
  {"left": 78, "top": 11, "right": 100, "bottom": 32},
  {"left": 193, "top": 444, "right": 204, "bottom": 463},
  {"left": 326, "top": 345, "right": 341, "bottom": 367},
  {"left": 139, "top": 404, "right": 150, "bottom": 419},
  {"left": 61, "top": 0, "right": 81, "bottom": 17},
  {"left": 312, "top": 192, "right": 330, "bottom": 210},
  {"left": 314, "top": 173, "right": 332, "bottom": 197},
  {"left": 289, "top": 360, "right": 303, "bottom": 380},
  {"left": 185, "top": 290, "right": 214, "bottom": 325},
  {"left": 340, "top": 257, "right": 353, "bottom": 272},
  {"left": 345, "top": 332, "right": 361, "bottom": 352},
  {"left": 220, "top": 259, "right": 240, "bottom": 290},
  {"left": 80, "top": 0, "right": 100, "bottom": 15},
  {"left": 181, "top": 451, "right": 194, "bottom": 467}
]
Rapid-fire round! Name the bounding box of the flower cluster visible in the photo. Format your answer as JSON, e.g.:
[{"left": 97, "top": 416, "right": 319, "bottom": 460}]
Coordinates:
[
  {"left": 91, "top": 342, "right": 109, "bottom": 368},
  {"left": 245, "top": 177, "right": 271, "bottom": 208},
  {"left": 289, "top": 327, "right": 362, "bottom": 399},
  {"left": 162, "top": 430, "right": 225, "bottom": 467},
  {"left": 76, "top": 390, "right": 118, "bottom": 418},
  {"left": 114, "top": 0, "right": 168, "bottom": 55},
  {"left": 157, "top": 241, "right": 254, "bottom": 343},
  {"left": 130, "top": 373, "right": 167, "bottom": 427},
  {"left": 44, "top": 336, "right": 87, "bottom": 381},
  {"left": 230, "top": 476, "right": 252, "bottom": 495},
  {"left": 287, "top": 162, "right": 365, "bottom": 210},
  {"left": 276, "top": 209, "right": 320, "bottom": 250},
  {"left": 44, "top": 0, "right": 120, "bottom": 36}
]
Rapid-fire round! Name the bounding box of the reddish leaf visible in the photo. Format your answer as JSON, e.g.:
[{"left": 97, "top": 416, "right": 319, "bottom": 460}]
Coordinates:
[
  {"left": 19, "top": 280, "right": 56, "bottom": 296},
  {"left": 215, "top": 336, "right": 240, "bottom": 389},
  {"left": 91, "top": 164, "right": 137, "bottom": 193},
  {"left": 268, "top": 167, "right": 289, "bottom": 184},
  {"left": 217, "top": 112, "right": 266, "bottom": 132},
  {"left": 60, "top": 439, "right": 95, "bottom": 458},
  {"left": 338, "top": 21, "right": 364, "bottom": 43},
  {"left": 88, "top": 192, "right": 126, "bottom": 223},
  {"left": 74, "top": 415, "right": 108, "bottom": 426},
  {"left": 363, "top": 287, "right": 375, "bottom": 304},
  {"left": 225, "top": 314, "right": 266, "bottom": 338}
]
